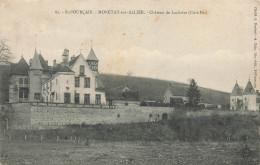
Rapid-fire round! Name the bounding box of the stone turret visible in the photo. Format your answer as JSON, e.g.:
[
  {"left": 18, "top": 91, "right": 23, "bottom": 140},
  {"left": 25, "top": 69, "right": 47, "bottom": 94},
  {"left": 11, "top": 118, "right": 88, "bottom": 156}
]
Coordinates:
[
  {"left": 28, "top": 49, "right": 43, "bottom": 102},
  {"left": 230, "top": 81, "right": 243, "bottom": 110},
  {"left": 86, "top": 48, "right": 99, "bottom": 75}
]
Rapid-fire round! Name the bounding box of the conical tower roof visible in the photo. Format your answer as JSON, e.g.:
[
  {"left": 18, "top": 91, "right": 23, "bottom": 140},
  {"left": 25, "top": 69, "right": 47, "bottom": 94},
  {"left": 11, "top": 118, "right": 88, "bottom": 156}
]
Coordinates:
[
  {"left": 231, "top": 81, "right": 242, "bottom": 96},
  {"left": 243, "top": 80, "right": 256, "bottom": 95},
  {"left": 86, "top": 48, "right": 99, "bottom": 61},
  {"left": 29, "top": 49, "right": 43, "bottom": 70}
]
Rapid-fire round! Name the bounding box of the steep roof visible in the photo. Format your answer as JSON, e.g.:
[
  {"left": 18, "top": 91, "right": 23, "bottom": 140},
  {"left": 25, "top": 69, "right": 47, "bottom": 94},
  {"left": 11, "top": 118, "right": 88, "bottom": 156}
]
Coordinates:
[
  {"left": 230, "top": 82, "right": 243, "bottom": 96},
  {"left": 243, "top": 80, "right": 256, "bottom": 95},
  {"left": 29, "top": 50, "right": 43, "bottom": 70},
  {"left": 11, "top": 57, "right": 29, "bottom": 75},
  {"left": 38, "top": 54, "right": 49, "bottom": 71},
  {"left": 86, "top": 48, "right": 99, "bottom": 61},
  {"left": 69, "top": 55, "right": 79, "bottom": 67},
  {"left": 52, "top": 64, "right": 74, "bottom": 73}
]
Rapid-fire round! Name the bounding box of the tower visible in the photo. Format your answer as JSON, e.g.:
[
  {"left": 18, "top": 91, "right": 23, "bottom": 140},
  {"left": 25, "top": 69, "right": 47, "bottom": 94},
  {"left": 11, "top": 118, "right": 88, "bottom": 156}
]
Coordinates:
[
  {"left": 86, "top": 47, "right": 99, "bottom": 75},
  {"left": 242, "top": 79, "right": 257, "bottom": 111},
  {"left": 230, "top": 80, "right": 243, "bottom": 110},
  {"left": 62, "top": 49, "right": 69, "bottom": 67},
  {"left": 29, "top": 49, "right": 43, "bottom": 102}
]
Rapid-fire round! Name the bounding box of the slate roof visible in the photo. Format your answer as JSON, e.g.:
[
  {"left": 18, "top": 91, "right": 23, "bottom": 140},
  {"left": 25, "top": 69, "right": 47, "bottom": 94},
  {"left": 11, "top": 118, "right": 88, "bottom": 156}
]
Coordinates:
[
  {"left": 52, "top": 64, "right": 74, "bottom": 73},
  {"left": 230, "top": 82, "right": 243, "bottom": 96},
  {"left": 69, "top": 55, "right": 79, "bottom": 67},
  {"left": 11, "top": 57, "right": 29, "bottom": 75},
  {"left": 38, "top": 54, "right": 49, "bottom": 71},
  {"left": 29, "top": 50, "right": 43, "bottom": 70},
  {"left": 243, "top": 80, "right": 256, "bottom": 95},
  {"left": 86, "top": 48, "right": 99, "bottom": 61}
]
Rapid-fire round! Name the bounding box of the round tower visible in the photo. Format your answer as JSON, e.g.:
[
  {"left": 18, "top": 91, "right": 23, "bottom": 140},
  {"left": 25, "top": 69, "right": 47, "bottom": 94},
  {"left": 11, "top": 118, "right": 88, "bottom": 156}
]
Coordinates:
[{"left": 29, "top": 49, "right": 43, "bottom": 102}]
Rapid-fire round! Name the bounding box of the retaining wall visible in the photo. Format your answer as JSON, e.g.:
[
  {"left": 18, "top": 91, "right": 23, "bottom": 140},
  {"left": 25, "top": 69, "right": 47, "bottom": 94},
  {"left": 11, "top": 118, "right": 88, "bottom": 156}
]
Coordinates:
[{"left": 6, "top": 103, "right": 174, "bottom": 130}]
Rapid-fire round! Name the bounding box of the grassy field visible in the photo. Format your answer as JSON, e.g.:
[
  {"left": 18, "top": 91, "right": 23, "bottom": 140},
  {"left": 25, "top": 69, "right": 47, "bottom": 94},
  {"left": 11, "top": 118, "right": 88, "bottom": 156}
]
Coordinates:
[
  {"left": 0, "top": 140, "right": 258, "bottom": 165},
  {"left": 0, "top": 112, "right": 259, "bottom": 164},
  {"left": 99, "top": 73, "right": 229, "bottom": 105}
]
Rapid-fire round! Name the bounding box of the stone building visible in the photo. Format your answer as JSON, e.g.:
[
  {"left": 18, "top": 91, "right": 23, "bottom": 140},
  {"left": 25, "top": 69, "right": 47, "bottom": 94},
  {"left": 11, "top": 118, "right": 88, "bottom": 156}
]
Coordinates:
[
  {"left": 42, "top": 48, "right": 106, "bottom": 105},
  {"left": 163, "top": 83, "right": 187, "bottom": 105},
  {"left": 8, "top": 47, "right": 106, "bottom": 105},
  {"left": 230, "top": 80, "right": 260, "bottom": 111}
]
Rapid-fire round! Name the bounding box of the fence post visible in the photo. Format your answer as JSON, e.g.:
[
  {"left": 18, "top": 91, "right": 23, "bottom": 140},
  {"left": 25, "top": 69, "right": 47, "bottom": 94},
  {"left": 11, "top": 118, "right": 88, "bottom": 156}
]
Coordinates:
[
  {"left": 40, "top": 135, "right": 43, "bottom": 142},
  {"left": 9, "top": 134, "right": 11, "bottom": 142},
  {"left": 24, "top": 134, "right": 27, "bottom": 142},
  {"left": 57, "top": 136, "right": 59, "bottom": 141}
]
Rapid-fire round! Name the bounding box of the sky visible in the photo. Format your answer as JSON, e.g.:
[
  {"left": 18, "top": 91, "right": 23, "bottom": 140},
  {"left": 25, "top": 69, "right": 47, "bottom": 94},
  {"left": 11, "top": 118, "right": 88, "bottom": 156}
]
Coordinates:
[{"left": 0, "top": 0, "right": 259, "bottom": 92}]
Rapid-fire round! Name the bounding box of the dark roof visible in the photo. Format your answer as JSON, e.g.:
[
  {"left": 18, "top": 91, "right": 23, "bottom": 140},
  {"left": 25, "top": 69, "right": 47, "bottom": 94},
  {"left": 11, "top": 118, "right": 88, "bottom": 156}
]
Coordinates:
[
  {"left": 170, "top": 97, "right": 184, "bottom": 104},
  {"left": 30, "top": 50, "right": 43, "bottom": 70},
  {"left": 11, "top": 57, "right": 29, "bottom": 75},
  {"left": 86, "top": 48, "right": 99, "bottom": 61},
  {"left": 52, "top": 64, "right": 74, "bottom": 73},
  {"left": 243, "top": 80, "right": 256, "bottom": 95},
  {"left": 38, "top": 54, "right": 49, "bottom": 71},
  {"left": 230, "top": 82, "right": 243, "bottom": 96},
  {"left": 69, "top": 55, "right": 79, "bottom": 67}
]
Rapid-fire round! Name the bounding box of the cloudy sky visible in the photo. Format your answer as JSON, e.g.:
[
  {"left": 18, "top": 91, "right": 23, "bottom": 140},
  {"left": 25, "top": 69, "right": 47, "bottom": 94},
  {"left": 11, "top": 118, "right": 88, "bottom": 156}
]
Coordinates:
[{"left": 0, "top": 0, "right": 259, "bottom": 92}]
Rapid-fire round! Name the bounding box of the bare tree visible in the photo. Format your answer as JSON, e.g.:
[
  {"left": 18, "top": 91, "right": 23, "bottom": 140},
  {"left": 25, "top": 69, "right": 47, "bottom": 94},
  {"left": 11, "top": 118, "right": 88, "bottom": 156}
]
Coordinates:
[{"left": 0, "top": 39, "right": 13, "bottom": 62}]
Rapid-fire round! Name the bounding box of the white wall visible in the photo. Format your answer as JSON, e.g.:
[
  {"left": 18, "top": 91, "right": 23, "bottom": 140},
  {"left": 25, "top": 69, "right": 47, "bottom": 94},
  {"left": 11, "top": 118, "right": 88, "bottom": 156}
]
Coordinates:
[{"left": 71, "top": 55, "right": 106, "bottom": 105}]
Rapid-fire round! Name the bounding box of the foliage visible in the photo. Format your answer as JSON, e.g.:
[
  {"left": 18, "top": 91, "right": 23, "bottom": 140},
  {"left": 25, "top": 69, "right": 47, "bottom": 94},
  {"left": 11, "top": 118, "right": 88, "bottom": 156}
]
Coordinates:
[
  {"left": 186, "top": 79, "right": 201, "bottom": 108},
  {"left": 0, "top": 39, "right": 13, "bottom": 62}
]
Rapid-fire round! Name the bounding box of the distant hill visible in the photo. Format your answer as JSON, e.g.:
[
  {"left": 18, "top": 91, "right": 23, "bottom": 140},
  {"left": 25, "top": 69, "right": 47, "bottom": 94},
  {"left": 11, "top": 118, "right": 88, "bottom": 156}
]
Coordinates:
[{"left": 99, "top": 74, "right": 230, "bottom": 105}]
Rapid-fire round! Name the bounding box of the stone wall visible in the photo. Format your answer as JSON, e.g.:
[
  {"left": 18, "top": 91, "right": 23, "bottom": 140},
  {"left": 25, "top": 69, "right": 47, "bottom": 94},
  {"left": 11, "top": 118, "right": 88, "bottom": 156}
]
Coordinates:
[{"left": 7, "top": 103, "right": 174, "bottom": 130}]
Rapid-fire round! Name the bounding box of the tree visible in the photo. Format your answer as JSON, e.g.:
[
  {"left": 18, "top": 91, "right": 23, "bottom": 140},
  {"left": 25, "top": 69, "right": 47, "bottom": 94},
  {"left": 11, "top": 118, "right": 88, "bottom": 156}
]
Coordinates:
[
  {"left": 0, "top": 39, "right": 13, "bottom": 62},
  {"left": 186, "top": 79, "right": 201, "bottom": 107}
]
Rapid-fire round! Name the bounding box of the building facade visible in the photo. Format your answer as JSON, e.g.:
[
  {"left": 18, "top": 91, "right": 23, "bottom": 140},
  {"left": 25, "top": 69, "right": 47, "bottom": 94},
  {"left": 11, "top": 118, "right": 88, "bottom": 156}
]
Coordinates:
[
  {"left": 8, "top": 47, "right": 106, "bottom": 105},
  {"left": 230, "top": 80, "right": 260, "bottom": 111}
]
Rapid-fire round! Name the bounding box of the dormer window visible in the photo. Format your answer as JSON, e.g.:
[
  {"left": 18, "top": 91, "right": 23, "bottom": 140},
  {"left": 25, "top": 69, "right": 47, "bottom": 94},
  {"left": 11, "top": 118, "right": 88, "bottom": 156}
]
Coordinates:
[{"left": 80, "top": 65, "right": 85, "bottom": 76}]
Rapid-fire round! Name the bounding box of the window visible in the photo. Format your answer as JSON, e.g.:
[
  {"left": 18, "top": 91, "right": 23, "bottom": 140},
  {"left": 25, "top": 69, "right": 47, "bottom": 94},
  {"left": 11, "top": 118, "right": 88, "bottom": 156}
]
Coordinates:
[
  {"left": 64, "top": 93, "right": 71, "bottom": 103},
  {"left": 84, "top": 77, "right": 90, "bottom": 88},
  {"left": 84, "top": 94, "right": 90, "bottom": 104},
  {"left": 24, "top": 90, "right": 28, "bottom": 98},
  {"left": 19, "top": 78, "right": 23, "bottom": 84},
  {"left": 56, "top": 93, "right": 57, "bottom": 100},
  {"left": 80, "top": 65, "right": 85, "bottom": 75},
  {"left": 75, "top": 77, "right": 80, "bottom": 87},
  {"left": 50, "top": 81, "right": 52, "bottom": 91},
  {"left": 245, "top": 97, "right": 247, "bottom": 101},
  {"left": 95, "top": 94, "right": 101, "bottom": 105},
  {"left": 24, "top": 78, "right": 29, "bottom": 84},
  {"left": 19, "top": 90, "right": 23, "bottom": 98},
  {"left": 75, "top": 93, "right": 80, "bottom": 104},
  {"left": 19, "top": 88, "right": 29, "bottom": 99},
  {"left": 34, "top": 93, "right": 41, "bottom": 100}
]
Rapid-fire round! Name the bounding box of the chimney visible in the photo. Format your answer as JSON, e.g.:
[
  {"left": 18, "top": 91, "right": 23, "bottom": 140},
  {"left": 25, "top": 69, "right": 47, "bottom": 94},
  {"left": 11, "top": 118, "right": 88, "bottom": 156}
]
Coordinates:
[
  {"left": 62, "top": 49, "right": 69, "bottom": 67},
  {"left": 29, "top": 59, "right": 32, "bottom": 65},
  {"left": 70, "top": 55, "right": 75, "bottom": 61},
  {"left": 45, "top": 60, "right": 48, "bottom": 65},
  {"left": 53, "top": 60, "right": 56, "bottom": 67}
]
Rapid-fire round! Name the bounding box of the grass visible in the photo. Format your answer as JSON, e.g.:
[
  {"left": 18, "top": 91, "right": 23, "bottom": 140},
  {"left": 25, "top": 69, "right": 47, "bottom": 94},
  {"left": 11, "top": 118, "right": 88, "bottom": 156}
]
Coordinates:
[
  {"left": 99, "top": 73, "right": 230, "bottom": 105},
  {"left": 0, "top": 140, "right": 259, "bottom": 165}
]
